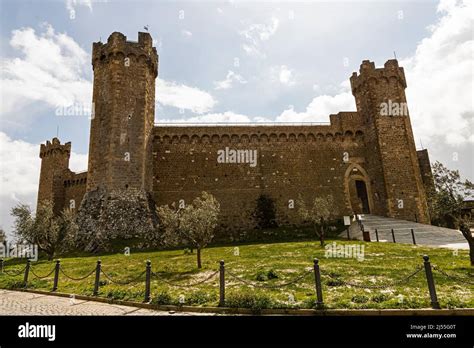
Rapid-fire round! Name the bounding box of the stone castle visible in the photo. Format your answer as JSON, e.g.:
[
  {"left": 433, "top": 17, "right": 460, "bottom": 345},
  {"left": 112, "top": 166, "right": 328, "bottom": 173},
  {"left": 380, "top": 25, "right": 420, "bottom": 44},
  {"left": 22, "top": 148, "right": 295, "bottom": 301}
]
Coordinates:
[{"left": 37, "top": 32, "right": 434, "bottom": 238}]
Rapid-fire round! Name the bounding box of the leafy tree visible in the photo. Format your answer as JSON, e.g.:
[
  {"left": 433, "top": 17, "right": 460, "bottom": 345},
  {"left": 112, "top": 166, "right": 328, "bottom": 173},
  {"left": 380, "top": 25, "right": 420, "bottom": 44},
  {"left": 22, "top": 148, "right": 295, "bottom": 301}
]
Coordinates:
[
  {"left": 297, "top": 195, "right": 335, "bottom": 246},
  {"left": 428, "top": 161, "right": 474, "bottom": 265},
  {"left": 0, "top": 228, "right": 6, "bottom": 243},
  {"left": 11, "top": 200, "right": 78, "bottom": 260},
  {"left": 253, "top": 194, "right": 278, "bottom": 229},
  {"left": 157, "top": 192, "right": 220, "bottom": 268},
  {"left": 429, "top": 161, "right": 474, "bottom": 227}
]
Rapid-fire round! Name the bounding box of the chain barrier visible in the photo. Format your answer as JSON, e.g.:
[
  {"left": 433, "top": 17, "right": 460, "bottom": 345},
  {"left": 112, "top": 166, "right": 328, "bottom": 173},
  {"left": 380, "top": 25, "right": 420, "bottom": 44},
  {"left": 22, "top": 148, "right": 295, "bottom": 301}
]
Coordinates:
[
  {"left": 2, "top": 266, "right": 27, "bottom": 277},
  {"left": 100, "top": 269, "right": 146, "bottom": 285},
  {"left": 326, "top": 266, "right": 424, "bottom": 289},
  {"left": 151, "top": 270, "right": 219, "bottom": 288},
  {"left": 226, "top": 268, "right": 313, "bottom": 289},
  {"left": 59, "top": 266, "right": 96, "bottom": 281},
  {"left": 432, "top": 265, "right": 474, "bottom": 285},
  {"left": 30, "top": 266, "right": 56, "bottom": 280}
]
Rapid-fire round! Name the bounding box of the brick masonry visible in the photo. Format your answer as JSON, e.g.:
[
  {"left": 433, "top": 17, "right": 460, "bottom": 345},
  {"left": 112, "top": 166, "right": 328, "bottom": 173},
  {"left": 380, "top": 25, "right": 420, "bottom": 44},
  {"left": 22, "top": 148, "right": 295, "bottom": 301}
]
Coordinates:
[{"left": 36, "top": 32, "right": 432, "bottom": 236}]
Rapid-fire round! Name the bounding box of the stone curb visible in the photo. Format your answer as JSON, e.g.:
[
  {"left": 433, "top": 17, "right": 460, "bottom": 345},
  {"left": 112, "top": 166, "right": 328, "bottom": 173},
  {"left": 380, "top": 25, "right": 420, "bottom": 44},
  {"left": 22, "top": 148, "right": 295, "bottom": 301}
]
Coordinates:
[{"left": 12, "top": 288, "right": 474, "bottom": 316}]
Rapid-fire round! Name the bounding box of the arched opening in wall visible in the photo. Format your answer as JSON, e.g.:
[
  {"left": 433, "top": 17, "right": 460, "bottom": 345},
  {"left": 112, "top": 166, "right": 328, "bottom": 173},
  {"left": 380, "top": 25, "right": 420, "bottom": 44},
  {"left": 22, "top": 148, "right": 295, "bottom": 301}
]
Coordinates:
[
  {"left": 344, "top": 164, "right": 373, "bottom": 215},
  {"left": 353, "top": 180, "right": 370, "bottom": 214}
]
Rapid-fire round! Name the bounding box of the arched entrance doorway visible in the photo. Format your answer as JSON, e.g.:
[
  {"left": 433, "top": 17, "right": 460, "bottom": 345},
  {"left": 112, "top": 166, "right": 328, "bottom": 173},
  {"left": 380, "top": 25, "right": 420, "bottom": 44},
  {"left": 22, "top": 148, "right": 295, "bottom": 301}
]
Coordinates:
[{"left": 344, "top": 164, "right": 373, "bottom": 215}]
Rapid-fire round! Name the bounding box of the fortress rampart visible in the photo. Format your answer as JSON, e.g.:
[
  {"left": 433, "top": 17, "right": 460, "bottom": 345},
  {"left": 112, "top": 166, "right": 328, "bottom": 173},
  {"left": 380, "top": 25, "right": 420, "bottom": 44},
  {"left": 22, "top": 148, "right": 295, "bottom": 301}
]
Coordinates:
[{"left": 37, "top": 32, "right": 433, "bottom": 239}]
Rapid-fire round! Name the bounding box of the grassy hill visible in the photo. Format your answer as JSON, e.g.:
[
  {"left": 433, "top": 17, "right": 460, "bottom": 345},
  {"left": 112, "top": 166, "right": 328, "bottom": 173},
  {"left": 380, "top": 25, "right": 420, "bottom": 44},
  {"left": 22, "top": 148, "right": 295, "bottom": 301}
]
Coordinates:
[{"left": 1, "top": 237, "right": 473, "bottom": 310}]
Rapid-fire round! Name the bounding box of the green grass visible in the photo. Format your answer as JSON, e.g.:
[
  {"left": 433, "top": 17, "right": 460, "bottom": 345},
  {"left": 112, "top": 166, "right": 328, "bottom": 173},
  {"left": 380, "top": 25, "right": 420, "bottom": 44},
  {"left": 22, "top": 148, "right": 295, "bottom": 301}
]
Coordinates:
[{"left": 1, "top": 237, "right": 473, "bottom": 310}]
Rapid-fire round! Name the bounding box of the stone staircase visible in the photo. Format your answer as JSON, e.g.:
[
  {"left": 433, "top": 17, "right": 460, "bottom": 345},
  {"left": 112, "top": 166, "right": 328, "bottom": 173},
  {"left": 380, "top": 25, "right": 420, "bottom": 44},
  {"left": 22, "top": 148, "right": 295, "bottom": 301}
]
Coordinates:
[{"left": 350, "top": 214, "right": 468, "bottom": 249}]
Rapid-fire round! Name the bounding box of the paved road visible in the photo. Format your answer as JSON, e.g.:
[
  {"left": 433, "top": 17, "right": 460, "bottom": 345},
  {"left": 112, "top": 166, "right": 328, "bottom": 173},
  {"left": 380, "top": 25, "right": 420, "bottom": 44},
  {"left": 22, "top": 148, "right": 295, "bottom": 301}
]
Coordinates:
[{"left": 0, "top": 289, "right": 217, "bottom": 316}]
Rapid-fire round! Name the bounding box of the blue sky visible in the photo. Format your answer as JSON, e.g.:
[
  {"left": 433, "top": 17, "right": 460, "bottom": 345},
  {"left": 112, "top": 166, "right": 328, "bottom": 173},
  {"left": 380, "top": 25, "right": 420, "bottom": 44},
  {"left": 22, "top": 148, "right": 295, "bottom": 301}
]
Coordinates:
[{"left": 0, "top": 0, "right": 472, "bottom": 235}]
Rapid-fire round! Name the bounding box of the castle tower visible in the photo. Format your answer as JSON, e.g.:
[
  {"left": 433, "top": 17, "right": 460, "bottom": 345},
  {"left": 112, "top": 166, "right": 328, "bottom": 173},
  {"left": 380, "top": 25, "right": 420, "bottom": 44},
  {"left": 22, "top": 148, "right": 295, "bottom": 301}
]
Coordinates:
[
  {"left": 76, "top": 32, "right": 159, "bottom": 249},
  {"left": 350, "top": 59, "right": 430, "bottom": 223},
  {"left": 87, "top": 32, "right": 158, "bottom": 193},
  {"left": 37, "top": 138, "right": 71, "bottom": 214}
]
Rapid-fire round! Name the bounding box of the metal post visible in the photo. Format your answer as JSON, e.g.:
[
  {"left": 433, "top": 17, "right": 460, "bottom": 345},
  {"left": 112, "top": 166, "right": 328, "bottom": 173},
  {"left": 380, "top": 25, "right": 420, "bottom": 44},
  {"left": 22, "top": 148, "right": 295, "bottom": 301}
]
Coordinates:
[
  {"left": 313, "top": 259, "right": 324, "bottom": 309},
  {"left": 52, "top": 260, "right": 60, "bottom": 292},
  {"left": 93, "top": 260, "right": 101, "bottom": 296},
  {"left": 144, "top": 260, "right": 151, "bottom": 303},
  {"left": 0, "top": 259, "right": 3, "bottom": 273},
  {"left": 219, "top": 260, "right": 225, "bottom": 307},
  {"left": 375, "top": 229, "right": 379, "bottom": 242},
  {"left": 23, "top": 259, "right": 31, "bottom": 287},
  {"left": 346, "top": 228, "right": 350, "bottom": 240},
  {"left": 423, "top": 255, "right": 440, "bottom": 309},
  {"left": 411, "top": 229, "right": 416, "bottom": 245},
  {"left": 391, "top": 228, "right": 396, "bottom": 243}
]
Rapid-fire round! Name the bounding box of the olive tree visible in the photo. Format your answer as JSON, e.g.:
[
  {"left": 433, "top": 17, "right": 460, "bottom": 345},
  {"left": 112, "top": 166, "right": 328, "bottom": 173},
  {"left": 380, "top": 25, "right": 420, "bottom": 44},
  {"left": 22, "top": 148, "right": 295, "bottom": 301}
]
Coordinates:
[
  {"left": 297, "top": 195, "right": 335, "bottom": 246},
  {"left": 157, "top": 192, "right": 220, "bottom": 268},
  {"left": 428, "top": 161, "right": 474, "bottom": 265},
  {"left": 0, "top": 228, "right": 6, "bottom": 243},
  {"left": 11, "top": 200, "right": 77, "bottom": 260}
]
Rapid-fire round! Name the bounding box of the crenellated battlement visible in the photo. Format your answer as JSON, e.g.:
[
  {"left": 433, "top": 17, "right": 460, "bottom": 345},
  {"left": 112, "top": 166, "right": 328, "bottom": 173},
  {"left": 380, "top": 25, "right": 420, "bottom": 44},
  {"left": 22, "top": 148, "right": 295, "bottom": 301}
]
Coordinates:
[
  {"left": 39, "top": 137, "right": 71, "bottom": 159},
  {"left": 153, "top": 127, "right": 365, "bottom": 145},
  {"left": 350, "top": 59, "right": 407, "bottom": 95},
  {"left": 92, "top": 31, "right": 158, "bottom": 76}
]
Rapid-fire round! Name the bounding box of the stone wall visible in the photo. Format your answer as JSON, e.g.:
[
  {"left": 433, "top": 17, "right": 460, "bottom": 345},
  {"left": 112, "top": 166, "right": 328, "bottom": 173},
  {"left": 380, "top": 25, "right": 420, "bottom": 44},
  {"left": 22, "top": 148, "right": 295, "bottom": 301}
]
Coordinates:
[
  {"left": 417, "top": 149, "right": 435, "bottom": 195},
  {"left": 152, "top": 115, "right": 371, "bottom": 233},
  {"left": 63, "top": 171, "right": 87, "bottom": 212}
]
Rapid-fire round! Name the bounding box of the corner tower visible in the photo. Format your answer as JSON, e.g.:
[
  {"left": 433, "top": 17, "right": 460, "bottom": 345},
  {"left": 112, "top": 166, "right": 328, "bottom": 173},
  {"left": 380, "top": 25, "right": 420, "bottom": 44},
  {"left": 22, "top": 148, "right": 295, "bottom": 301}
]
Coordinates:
[
  {"left": 87, "top": 32, "right": 158, "bottom": 193},
  {"left": 350, "top": 59, "right": 430, "bottom": 223},
  {"left": 77, "top": 32, "right": 159, "bottom": 250},
  {"left": 37, "top": 138, "right": 71, "bottom": 214}
]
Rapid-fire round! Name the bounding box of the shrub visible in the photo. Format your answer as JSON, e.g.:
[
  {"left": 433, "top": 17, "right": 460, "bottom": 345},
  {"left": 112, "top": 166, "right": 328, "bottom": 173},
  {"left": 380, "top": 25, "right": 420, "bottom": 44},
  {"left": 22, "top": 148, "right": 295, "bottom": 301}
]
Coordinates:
[
  {"left": 255, "top": 269, "right": 279, "bottom": 282},
  {"left": 302, "top": 297, "right": 327, "bottom": 309},
  {"left": 326, "top": 279, "right": 344, "bottom": 287},
  {"left": 185, "top": 291, "right": 217, "bottom": 305},
  {"left": 371, "top": 294, "right": 390, "bottom": 303},
  {"left": 256, "top": 271, "right": 267, "bottom": 281},
  {"left": 5, "top": 280, "right": 25, "bottom": 289},
  {"left": 267, "top": 269, "right": 279, "bottom": 280},
  {"left": 351, "top": 295, "right": 369, "bottom": 303},
  {"left": 152, "top": 290, "right": 172, "bottom": 305},
  {"left": 106, "top": 289, "right": 143, "bottom": 301},
  {"left": 225, "top": 291, "right": 273, "bottom": 313}
]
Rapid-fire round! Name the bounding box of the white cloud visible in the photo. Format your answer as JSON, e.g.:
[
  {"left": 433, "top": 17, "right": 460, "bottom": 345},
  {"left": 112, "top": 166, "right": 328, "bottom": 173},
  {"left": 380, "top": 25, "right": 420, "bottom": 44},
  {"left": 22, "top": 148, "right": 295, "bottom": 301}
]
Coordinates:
[
  {"left": 156, "top": 78, "right": 217, "bottom": 114},
  {"left": 239, "top": 16, "right": 279, "bottom": 57},
  {"left": 1, "top": 24, "right": 217, "bottom": 122},
  {"left": 181, "top": 30, "right": 193, "bottom": 38},
  {"left": 65, "top": 0, "right": 93, "bottom": 13},
  {"left": 276, "top": 65, "right": 296, "bottom": 86},
  {"left": 401, "top": 0, "right": 473, "bottom": 147},
  {"left": 276, "top": 91, "right": 355, "bottom": 123},
  {"left": 213, "top": 70, "right": 247, "bottom": 90},
  {"left": 160, "top": 111, "right": 262, "bottom": 124},
  {"left": 0, "top": 132, "right": 88, "bottom": 236},
  {"left": 0, "top": 24, "right": 92, "bottom": 122}
]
